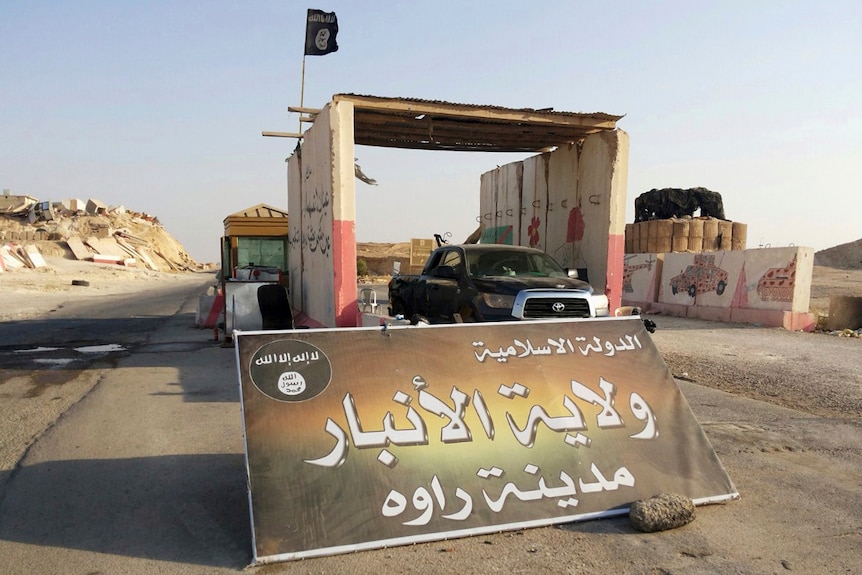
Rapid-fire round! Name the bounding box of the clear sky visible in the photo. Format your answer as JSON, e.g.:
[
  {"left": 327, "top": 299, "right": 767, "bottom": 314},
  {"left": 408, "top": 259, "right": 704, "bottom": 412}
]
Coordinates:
[{"left": 2, "top": 1, "right": 860, "bottom": 263}]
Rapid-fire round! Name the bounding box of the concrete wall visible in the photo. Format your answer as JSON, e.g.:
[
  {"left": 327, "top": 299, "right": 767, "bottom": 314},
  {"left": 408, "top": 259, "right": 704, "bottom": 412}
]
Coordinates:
[
  {"left": 622, "top": 253, "right": 663, "bottom": 304},
  {"left": 287, "top": 101, "right": 359, "bottom": 327},
  {"left": 287, "top": 104, "right": 629, "bottom": 326},
  {"left": 478, "top": 130, "right": 629, "bottom": 310},
  {"left": 521, "top": 153, "right": 550, "bottom": 250},
  {"left": 622, "top": 246, "right": 815, "bottom": 330},
  {"left": 478, "top": 161, "right": 523, "bottom": 245}
]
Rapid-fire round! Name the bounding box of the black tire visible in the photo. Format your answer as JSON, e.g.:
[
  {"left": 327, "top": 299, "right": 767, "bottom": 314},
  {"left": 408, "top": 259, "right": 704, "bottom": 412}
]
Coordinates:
[
  {"left": 390, "top": 298, "right": 406, "bottom": 317},
  {"left": 71, "top": 279, "right": 90, "bottom": 287},
  {"left": 687, "top": 285, "right": 697, "bottom": 298},
  {"left": 716, "top": 280, "right": 727, "bottom": 296},
  {"left": 457, "top": 306, "right": 476, "bottom": 323}
]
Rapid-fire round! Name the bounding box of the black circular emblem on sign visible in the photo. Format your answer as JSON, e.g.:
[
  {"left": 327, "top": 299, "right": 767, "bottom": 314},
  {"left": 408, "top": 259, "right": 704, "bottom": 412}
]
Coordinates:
[{"left": 248, "top": 339, "right": 332, "bottom": 402}]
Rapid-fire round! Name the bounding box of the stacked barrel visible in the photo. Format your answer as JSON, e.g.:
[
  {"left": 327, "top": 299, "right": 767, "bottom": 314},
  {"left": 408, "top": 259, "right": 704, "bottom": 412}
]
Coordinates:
[{"left": 625, "top": 217, "right": 747, "bottom": 254}]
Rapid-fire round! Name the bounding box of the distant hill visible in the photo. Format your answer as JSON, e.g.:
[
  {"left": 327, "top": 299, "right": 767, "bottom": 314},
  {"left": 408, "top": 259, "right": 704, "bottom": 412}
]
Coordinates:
[{"left": 815, "top": 238, "right": 862, "bottom": 270}]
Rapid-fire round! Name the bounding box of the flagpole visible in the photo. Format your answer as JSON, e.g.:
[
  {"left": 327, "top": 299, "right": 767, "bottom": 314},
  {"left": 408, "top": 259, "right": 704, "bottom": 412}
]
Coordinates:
[{"left": 299, "top": 54, "right": 307, "bottom": 135}]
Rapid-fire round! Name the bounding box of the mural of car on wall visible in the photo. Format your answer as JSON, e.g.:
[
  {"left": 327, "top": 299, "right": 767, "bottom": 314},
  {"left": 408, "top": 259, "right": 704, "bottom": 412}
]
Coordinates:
[
  {"left": 757, "top": 255, "right": 796, "bottom": 302},
  {"left": 670, "top": 254, "right": 729, "bottom": 298},
  {"left": 623, "top": 255, "right": 656, "bottom": 294}
]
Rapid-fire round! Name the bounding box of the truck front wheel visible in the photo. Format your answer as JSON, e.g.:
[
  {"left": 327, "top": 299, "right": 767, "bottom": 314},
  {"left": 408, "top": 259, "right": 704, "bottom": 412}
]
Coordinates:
[
  {"left": 389, "top": 298, "right": 406, "bottom": 317},
  {"left": 456, "top": 306, "right": 476, "bottom": 323}
]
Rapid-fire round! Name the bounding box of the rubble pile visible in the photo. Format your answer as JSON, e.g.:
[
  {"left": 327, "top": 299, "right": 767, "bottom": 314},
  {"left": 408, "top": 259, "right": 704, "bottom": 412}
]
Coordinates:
[{"left": 0, "top": 194, "right": 205, "bottom": 273}]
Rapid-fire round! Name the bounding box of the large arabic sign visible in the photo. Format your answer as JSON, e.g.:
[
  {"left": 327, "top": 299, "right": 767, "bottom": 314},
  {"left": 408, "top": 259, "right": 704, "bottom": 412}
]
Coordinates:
[{"left": 235, "top": 318, "right": 737, "bottom": 564}]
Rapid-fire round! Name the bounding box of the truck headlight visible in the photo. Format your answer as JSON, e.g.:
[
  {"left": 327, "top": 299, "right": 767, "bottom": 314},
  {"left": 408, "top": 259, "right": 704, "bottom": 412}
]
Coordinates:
[
  {"left": 593, "top": 295, "right": 610, "bottom": 317},
  {"left": 483, "top": 293, "right": 515, "bottom": 309}
]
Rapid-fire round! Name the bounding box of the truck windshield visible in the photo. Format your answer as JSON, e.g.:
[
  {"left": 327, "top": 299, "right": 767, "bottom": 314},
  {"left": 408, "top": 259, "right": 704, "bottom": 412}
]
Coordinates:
[{"left": 467, "top": 251, "right": 567, "bottom": 278}]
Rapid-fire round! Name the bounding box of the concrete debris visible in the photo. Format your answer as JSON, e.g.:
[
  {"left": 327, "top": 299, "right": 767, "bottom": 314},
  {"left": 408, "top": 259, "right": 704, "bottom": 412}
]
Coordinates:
[
  {"left": 28, "top": 201, "right": 55, "bottom": 223},
  {"left": 629, "top": 492, "right": 696, "bottom": 533},
  {"left": 61, "top": 198, "right": 86, "bottom": 212},
  {"left": 85, "top": 236, "right": 126, "bottom": 258},
  {"left": 1, "top": 243, "right": 48, "bottom": 269},
  {"left": 0, "top": 194, "right": 210, "bottom": 273},
  {"left": 1, "top": 194, "right": 38, "bottom": 215},
  {"left": 21, "top": 245, "right": 47, "bottom": 268},
  {"left": 1, "top": 244, "right": 26, "bottom": 270},
  {"left": 91, "top": 254, "right": 128, "bottom": 265},
  {"left": 86, "top": 198, "right": 107, "bottom": 215},
  {"left": 66, "top": 237, "right": 92, "bottom": 261}
]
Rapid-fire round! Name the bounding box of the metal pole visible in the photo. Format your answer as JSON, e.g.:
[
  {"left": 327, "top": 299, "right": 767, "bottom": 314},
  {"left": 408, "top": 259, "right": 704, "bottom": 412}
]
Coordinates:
[{"left": 299, "top": 55, "right": 307, "bottom": 135}]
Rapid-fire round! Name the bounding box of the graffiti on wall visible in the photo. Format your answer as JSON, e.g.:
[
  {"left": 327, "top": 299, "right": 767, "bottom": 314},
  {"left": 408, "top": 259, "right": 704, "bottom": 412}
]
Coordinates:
[
  {"left": 634, "top": 248, "right": 809, "bottom": 314},
  {"left": 756, "top": 255, "right": 796, "bottom": 302},
  {"left": 669, "top": 254, "right": 729, "bottom": 298},
  {"left": 623, "top": 255, "right": 656, "bottom": 294},
  {"left": 527, "top": 216, "right": 541, "bottom": 247},
  {"left": 285, "top": 181, "right": 330, "bottom": 257},
  {"left": 304, "top": 186, "right": 332, "bottom": 255},
  {"left": 479, "top": 225, "right": 514, "bottom": 245},
  {"left": 288, "top": 164, "right": 333, "bottom": 256},
  {"left": 551, "top": 207, "right": 587, "bottom": 269}
]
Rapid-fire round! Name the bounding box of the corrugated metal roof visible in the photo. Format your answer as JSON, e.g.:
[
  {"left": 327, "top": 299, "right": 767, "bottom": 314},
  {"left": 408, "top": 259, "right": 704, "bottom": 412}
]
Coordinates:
[
  {"left": 329, "top": 94, "right": 624, "bottom": 153},
  {"left": 227, "top": 203, "right": 289, "bottom": 219}
]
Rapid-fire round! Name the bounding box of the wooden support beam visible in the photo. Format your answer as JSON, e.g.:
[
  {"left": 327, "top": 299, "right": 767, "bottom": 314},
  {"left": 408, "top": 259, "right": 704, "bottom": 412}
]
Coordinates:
[
  {"left": 288, "top": 106, "right": 321, "bottom": 114},
  {"left": 262, "top": 131, "right": 303, "bottom": 138}
]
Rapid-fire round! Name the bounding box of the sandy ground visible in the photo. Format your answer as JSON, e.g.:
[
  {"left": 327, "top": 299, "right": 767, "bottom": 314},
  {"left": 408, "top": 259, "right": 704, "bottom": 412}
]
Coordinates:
[
  {"left": 0, "top": 255, "right": 219, "bottom": 322},
  {"left": 808, "top": 265, "right": 862, "bottom": 316}
]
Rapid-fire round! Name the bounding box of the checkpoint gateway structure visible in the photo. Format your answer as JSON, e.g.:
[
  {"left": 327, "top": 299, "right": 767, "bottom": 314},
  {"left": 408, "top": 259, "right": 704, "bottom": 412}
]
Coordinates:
[{"left": 286, "top": 94, "right": 629, "bottom": 327}]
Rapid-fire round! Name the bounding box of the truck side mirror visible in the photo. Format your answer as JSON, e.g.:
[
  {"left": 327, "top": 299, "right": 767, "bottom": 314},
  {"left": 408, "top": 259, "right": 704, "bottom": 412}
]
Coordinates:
[{"left": 566, "top": 269, "right": 579, "bottom": 279}]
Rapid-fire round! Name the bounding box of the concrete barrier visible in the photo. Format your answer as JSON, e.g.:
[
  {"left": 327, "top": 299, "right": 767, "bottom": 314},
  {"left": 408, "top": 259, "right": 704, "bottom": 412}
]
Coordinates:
[
  {"left": 827, "top": 296, "right": 862, "bottom": 331},
  {"left": 196, "top": 291, "right": 224, "bottom": 329},
  {"left": 622, "top": 246, "right": 816, "bottom": 331}
]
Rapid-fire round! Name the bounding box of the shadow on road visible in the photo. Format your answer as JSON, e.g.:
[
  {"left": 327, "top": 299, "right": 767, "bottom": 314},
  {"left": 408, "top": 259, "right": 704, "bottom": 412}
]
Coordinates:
[
  {"left": 0, "top": 310, "right": 237, "bottom": 403},
  {"left": 0, "top": 454, "right": 252, "bottom": 568}
]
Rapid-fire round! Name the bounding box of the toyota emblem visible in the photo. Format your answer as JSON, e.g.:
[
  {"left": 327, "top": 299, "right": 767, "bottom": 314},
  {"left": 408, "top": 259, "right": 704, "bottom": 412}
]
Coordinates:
[{"left": 552, "top": 302, "right": 566, "bottom": 313}]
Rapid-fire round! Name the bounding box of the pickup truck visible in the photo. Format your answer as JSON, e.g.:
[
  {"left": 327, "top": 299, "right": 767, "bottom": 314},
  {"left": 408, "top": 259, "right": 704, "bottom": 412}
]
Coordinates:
[{"left": 388, "top": 244, "right": 610, "bottom": 323}]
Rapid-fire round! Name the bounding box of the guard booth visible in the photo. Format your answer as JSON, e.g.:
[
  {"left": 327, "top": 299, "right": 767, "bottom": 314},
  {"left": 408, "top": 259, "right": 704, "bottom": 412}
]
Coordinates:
[{"left": 220, "top": 203, "right": 290, "bottom": 335}]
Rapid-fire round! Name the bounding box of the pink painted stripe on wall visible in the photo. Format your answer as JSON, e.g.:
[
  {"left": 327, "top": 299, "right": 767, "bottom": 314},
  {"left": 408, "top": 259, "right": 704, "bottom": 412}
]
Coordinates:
[
  {"left": 605, "top": 233, "right": 625, "bottom": 312},
  {"left": 333, "top": 218, "right": 359, "bottom": 327}
]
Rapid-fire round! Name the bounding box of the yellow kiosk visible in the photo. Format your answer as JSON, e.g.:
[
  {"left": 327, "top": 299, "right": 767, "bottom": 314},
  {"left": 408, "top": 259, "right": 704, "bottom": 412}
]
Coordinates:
[{"left": 220, "top": 204, "right": 290, "bottom": 336}]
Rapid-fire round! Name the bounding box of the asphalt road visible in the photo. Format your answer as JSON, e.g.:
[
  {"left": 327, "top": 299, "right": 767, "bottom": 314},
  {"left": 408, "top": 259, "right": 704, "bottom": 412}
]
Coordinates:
[
  {"left": 1, "top": 278, "right": 859, "bottom": 574},
  {"left": 0, "top": 274, "right": 251, "bottom": 573}
]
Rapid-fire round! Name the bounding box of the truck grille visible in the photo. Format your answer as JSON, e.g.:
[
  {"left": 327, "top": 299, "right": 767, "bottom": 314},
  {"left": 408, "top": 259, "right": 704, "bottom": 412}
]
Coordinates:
[{"left": 523, "top": 297, "right": 592, "bottom": 318}]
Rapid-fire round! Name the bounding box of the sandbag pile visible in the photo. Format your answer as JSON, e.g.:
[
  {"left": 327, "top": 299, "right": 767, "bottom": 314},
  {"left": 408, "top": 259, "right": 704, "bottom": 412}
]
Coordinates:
[{"left": 626, "top": 217, "right": 747, "bottom": 254}]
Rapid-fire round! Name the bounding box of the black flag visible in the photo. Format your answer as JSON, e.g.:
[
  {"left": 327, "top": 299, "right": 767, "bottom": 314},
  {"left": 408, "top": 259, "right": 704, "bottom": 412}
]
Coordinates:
[{"left": 304, "top": 9, "right": 338, "bottom": 56}]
